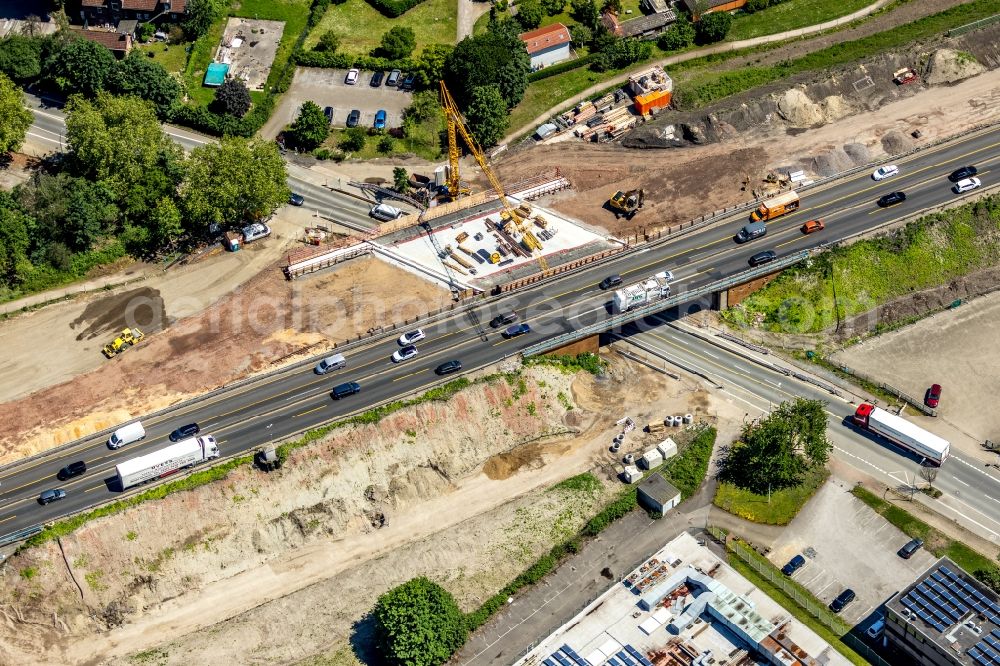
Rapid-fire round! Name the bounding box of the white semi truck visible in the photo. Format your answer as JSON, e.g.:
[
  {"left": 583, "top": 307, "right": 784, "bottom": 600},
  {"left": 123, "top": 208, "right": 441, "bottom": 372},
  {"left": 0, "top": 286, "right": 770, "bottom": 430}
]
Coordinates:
[
  {"left": 853, "top": 404, "right": 950, "bottom": 465},
  {"left": 115, "top": 436, "right": 221, "bottom": 490},
  {"left": 612, "top": 271, "right": 674, "bottom": 313}
]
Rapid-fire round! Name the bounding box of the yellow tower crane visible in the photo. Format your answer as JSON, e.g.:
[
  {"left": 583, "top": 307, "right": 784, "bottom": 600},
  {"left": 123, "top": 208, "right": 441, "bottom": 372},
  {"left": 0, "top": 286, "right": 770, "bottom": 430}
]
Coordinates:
[{"left": 439, "top": 81, "right": 548, "bottom": 273}]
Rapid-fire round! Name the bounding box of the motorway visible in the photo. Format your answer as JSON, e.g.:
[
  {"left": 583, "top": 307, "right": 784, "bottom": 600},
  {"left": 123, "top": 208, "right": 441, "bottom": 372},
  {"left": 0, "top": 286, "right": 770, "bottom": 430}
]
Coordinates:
[{"left": 3, "top": 119, "right": 1000, "bottom": 536}]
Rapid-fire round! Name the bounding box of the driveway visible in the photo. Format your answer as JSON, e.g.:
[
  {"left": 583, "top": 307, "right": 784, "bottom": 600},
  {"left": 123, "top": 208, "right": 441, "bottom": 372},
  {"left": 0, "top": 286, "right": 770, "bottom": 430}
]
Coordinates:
[
  {"left": 768, "top": 479, "right": 935, "bottom": 625},
  {"left": 261, "top": 67, "right": 413, "bottom": 139}
]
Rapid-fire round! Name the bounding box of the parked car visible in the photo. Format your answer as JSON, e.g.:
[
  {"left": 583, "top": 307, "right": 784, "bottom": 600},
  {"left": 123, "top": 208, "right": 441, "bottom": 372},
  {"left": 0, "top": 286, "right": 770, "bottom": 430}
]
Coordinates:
[
  {"left": 38, "top": 488, "right": 67, "bottom": 505},
  {"left": 346, "top": 109, "right": 360, "bottom": 128},
  {"left": 490, "top": 312, "right": 518, "bottom": 328},
  {"left": 435, "top": 360, "right": 463, "bottom": 375},
  {"left": 288, "top": 193, "right": 305, "bottom": 206},
  {"left": 502, "top": 323, "right": 531, "bottom": 339},
  {"left": 599, "top": 275, "right": 623, "bottom": 290},
  {"left": 345, "top": 68, "right": 359, "bottom": 85},
  {"left": 829, "top": 589, "right": 856, "bottom": 613},
  {"left": 242, "top": 222, "right": 271, "bottom": 242},
  {"left": 867, "top": 616, "right": 885, "bottom": 639},
  {"left": 169, "top": 423, "right": 200, "bottom": 442},
  {"left": 374, "top": 109, "right": 387, "bottom": 130},
  {"left": 398, "top": 329, "right": 425, "bottom": 345},
  {"left": 872, "top": 165, "right": 899, "bottom": 181},
  {"left": 949, "top": 165, "right": 978, "bottom": 182},
  {"left": 898, "top": 537, "right": 924, "bottom": 559},
  {"left": 953, "top": 177, "right": 981, "bottom": 193},
  {"left": 392, "top": 345, "right": 419, "bottom": 363},
  {"left": 57, "top": 461, "right": 87, "bottom": 481},
  {"left": 401, "top": 72, "right": 417, "bottom": 90},
  {"left": 801, "top": 219, "right": 825, "bottom": 234},
  {"left": 781, "top": 554, "right": 806, "bottom": 576},
  {"left": 386, "top": 69, "right": 402, "bottom": 86},
  {"left": 323, "top": 106, "right": 334, "bottom": 124},
  {"left": 925, "top": 384, "right": 942, "bottom": 408},
  {"left": 370, "top": 71, "right": 384, "bottom": 87},
  {"left": 877, "top": 191, "right": 907, "bottom": 207},
  {"left": 748, "top": 250, "right": 777, "bottom": 267}
]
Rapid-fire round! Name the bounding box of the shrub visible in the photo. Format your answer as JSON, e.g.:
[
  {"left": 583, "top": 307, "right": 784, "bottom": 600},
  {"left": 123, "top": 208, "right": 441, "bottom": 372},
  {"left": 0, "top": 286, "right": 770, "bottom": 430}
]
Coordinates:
[
  {"left": 583, "top": 488, "right": 637, "bottom": 535},
  {"left": 695, "top": 11, "right": 732, "bottom": 44},
  {"left": 374, "top": 578, "right": 468, "bottom": 666},
  {"left": 365, "top": 0, "right": 431, "bottom": 18}
]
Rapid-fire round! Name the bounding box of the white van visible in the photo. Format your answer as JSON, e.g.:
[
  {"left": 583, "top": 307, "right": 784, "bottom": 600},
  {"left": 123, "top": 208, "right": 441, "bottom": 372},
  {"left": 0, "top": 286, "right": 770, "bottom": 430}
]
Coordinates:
[
  {"left": 370, "top": 204, "right": 402, "bottom": 221},
  {"left": 314, "top": 354, "right": 346, "bottom": 375},
  {"left": 108, "top": 421, "right": 146, "bottom": 449}
]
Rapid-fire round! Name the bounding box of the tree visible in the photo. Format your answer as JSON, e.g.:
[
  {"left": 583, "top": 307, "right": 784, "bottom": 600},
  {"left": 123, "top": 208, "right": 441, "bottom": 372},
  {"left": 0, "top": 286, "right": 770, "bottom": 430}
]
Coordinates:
[
  {"left": 373, "top": 577, "right": 467, "bottom": 666},
  {"left": 340, "top": 127, "right": 367, "bottom": 152},
  {"left": 377, "top": 134, "right": 394, "bottom": 153},
  {"left": 568, "top": 24, "right": 593, "bottom": 48},
  {"left": 0, "top": 193, "right": 32, "bottom": 287},
  {"left": 601, "top": 0, "right": 622, "bottom": 15},
  {"left": 657, "top": 13, "right": 694, "bottom": 51},
  {"left": 315, "top": 30, "right": 340, "bottom": 53},
  {"left": 287, "top": 101, "right": 329, "bottom": 151},
  {"left": 695, "top": 11, "right": 732, "bottom": 44},
  {"left": 107, "top": 50, "right": 181, "bottom": 116},
  {"left": 919, "top": 462, "right": 939, "bottom": 490},
  {"left": 516, "top": 0, "right": 543, "bottom": 29},
  {"left": 62, "top": 179, "right": 118, "bottom": 250},
  {"left": 413, "top": 44, "right": 453, "bottom": 88},
  {"left": 717, "top": 398, "right": 831, "bottom": 494},
  {"left": 393, "top": 167, "right": 410, "bottom": 194},
  {"left": 540, "top": 0, "right": 565, "bottom": 16},
  {"left": 149, "top": 197, "right": 184, "bottom": 247},
  {"left": 465, "top": 84, "right": 508, "bottom": 148},
  {"left": 443, "top": 31, "right": 530, "bottom": 110},
  {"left": 184, "top": 0, "right": 227, "bottom": 40},
  {"left": 211, "top": 78, "right": 252, "bottom": 117},
  {"left": 377, "top": 26, "right": 417, "bottom": 60},
  {"left": 43, "top": 36, "right": 115, "bottom": 96},
  {"left": 136, "top": 22, "right": 156, "bottom": 42},
  {"left": 0, "top": 73, "right": 32, "bottom": 155},
  {"left": 182, "top": 137, "right": 289, "bottom": 230},
  {"left": 570, "top": 0, "right": 600, "bottom": 30},
  {"left": 591, "top": 37, "right": 651, "bottom": 72},
  {"left": 0, "top": 35, "right": 44, "bottom": 82}
]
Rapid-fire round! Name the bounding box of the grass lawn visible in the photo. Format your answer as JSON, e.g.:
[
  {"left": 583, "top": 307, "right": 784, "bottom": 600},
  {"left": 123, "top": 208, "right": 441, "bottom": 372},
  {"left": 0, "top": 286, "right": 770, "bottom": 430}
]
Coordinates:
[
  {"left": 135, "top": 42, "right": 188, "bottom": 74},
  {"left": 324, "top": 123, "right": 444, "bottom": 161},
  {"left": 508, "top": 65, "right": 610, "bottom": 134},
  {"left": 727, "top": 0, "right": 876, "bottom": 41},
  {"left": 306, "top": 0, "right": 457, "bottom": 55},
  {"left": 714, "top": 466, "right": 829, "bottom": 525}
]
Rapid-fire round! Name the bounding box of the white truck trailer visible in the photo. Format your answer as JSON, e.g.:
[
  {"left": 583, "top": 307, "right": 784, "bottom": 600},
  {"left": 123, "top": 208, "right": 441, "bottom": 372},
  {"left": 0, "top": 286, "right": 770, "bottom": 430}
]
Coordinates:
[
  {"left": 612, "top": 271, "right": 674, "bottom": 313},
  {"left": 116, "top": 436, "right": 221, "bottom": 490},
  {"left": 853, "top": 404, "right": 950, "bottom": 464}
]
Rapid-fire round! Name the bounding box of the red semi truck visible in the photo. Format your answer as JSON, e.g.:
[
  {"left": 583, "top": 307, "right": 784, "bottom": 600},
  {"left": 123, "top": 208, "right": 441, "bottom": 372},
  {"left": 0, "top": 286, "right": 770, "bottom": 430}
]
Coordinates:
[{"left": 853, "top": 404, "right": 950, "bottom": 465}]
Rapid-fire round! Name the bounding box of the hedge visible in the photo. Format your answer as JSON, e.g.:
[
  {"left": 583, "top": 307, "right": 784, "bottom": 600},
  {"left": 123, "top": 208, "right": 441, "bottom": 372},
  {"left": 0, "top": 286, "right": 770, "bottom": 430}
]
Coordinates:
[
  {"left": 294, "top": 49, "right": 415, "bottom": 72},
  {"left": 366, "top": 0, "right": 429, "bottom": 18},
  {"left": 527, "top": 53, "right": 597, "bottom": 82}
]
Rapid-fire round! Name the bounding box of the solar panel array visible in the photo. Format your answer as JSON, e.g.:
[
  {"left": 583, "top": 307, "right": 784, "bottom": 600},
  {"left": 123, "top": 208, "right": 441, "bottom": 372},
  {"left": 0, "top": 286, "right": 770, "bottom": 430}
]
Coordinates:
[
  {"left": 623, "top": 645, "right": 654, "bottom": 666},
  {"left": 543, "top": 644, "right": 591, "bottom": 666},
  {"left": 900, "top": 566, "right": 972, "bottom": 633},
  {"left": 969, "top": 630, "right": 1000, "bottom": 666}
]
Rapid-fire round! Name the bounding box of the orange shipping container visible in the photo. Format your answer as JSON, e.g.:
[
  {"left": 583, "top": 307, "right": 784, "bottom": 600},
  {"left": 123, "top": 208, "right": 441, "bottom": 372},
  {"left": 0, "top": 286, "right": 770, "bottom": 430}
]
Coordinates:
[{"left": 634, "top": 89, "right": 671, "bottom": 115}]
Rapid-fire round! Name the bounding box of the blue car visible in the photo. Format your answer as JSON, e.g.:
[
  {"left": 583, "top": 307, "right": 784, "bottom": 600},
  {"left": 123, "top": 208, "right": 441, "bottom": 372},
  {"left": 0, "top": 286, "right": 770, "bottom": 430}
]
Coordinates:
[
  {"left": 374, "top": 109, "right": 387, "bottom": 130},
  {"left": 502, "top": 323, "right": 531, "bottom": 339}
]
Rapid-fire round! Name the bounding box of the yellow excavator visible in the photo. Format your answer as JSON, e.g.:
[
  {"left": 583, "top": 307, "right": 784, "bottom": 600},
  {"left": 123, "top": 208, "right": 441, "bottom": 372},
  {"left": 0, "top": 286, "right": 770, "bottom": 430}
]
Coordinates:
[
  {"left": 609, "top": 189, "right": 644, "bottom": 219},
  {"left": 102, "top": 327, "right": 145, "bottom": 358}
]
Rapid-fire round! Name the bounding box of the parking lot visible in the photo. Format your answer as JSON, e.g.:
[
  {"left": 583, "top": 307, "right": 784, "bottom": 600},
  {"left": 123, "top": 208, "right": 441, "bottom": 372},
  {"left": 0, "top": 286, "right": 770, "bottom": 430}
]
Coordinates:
[
  {"left": 767, "top": 481, "right": 935, "bottom": 625},
  {"left": 261, "top": 67, "right": 413, "bottom": 138}
]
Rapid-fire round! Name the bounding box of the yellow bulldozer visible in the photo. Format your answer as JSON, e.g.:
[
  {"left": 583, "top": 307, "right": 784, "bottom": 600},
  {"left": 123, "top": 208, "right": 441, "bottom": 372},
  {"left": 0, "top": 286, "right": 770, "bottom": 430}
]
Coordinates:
[
  {"left": 102, "top": 327, "right": 145, "bottom": 358},
  {"left": 609, "top": 189, "right": 644, "bottom": 219}
]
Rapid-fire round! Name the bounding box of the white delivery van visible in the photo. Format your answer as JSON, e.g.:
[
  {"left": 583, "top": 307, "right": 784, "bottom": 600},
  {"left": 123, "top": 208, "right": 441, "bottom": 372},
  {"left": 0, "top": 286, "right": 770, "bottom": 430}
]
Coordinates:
[
  {"left": 370, "top": 204, "right": 402, "bottom": 221},
  {"left": 314, "top": 353, "right": 346, "bottom": 375},
  {"left": 108, "top": 421, "right": 146, "bottom": 449}
]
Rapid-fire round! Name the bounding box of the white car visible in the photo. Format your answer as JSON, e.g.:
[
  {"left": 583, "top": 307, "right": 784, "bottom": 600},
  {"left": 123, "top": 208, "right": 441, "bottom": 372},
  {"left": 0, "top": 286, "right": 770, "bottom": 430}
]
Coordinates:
[
  {"left": 241, "top": 222, "right": 271, "bottom": 242},
  {"left": 345, "top": 68, "right": 360, "bottom": 85},
  {"left": 872, "top": 165, "right": 899, "bottom": 181},
  {"left": 398, "top": 329, "right": 425, "bottom": 345},
  {"left": 392, "top": 345, "right": 419, "bottom": 363},
  {"left": 953, "top": 177, "right": 981, "bottom": 193}
]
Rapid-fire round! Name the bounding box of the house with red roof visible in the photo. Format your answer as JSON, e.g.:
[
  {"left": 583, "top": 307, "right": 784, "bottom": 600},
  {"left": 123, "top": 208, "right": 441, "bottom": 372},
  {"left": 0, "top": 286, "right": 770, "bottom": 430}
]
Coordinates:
[{"left": 519, "top": 23, "right": 572, "bottom": 71}]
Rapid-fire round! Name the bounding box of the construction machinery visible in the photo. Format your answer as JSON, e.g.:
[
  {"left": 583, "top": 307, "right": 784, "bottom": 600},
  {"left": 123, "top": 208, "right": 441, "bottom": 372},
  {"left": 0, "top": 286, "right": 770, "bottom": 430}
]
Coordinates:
[
  {"left": 102, "top": 327, "right": 144, "bottom": 358},
  {"left": 439, "top": 81, "right": 548, "bottom": 273},
  {"left": 609, "top": 189, "right": 644, "bottom": 219}
]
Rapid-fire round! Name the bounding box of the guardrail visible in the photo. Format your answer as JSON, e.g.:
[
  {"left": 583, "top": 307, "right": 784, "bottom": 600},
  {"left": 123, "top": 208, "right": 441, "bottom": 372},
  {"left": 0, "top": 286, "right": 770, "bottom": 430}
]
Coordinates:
[
  {"left": 0, "top": 525, "right": 41, "bottom": 548},
  {"left": 520, "top": 251, "right": 810, "bottom": 356}
]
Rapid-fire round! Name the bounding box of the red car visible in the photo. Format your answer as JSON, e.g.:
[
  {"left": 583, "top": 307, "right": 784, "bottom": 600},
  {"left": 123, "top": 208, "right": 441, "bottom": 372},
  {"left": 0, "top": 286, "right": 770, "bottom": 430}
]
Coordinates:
[{"left": 926, "top": 384, "right": 942, "bottom": 408}]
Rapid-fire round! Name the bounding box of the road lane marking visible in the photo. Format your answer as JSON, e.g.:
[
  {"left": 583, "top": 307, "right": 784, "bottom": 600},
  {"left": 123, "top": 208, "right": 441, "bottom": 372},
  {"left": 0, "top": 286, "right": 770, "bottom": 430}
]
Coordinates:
[
  {"left": 393, "top": 369, "right": 426, "bottom": 382},
  {"left": 85, "top": 484, "right": 106, "bottom": 493},
  {"left": 0, "top": 514, "right": 15, "bottom": 524},
  {"left": 294, "top": 406, "right": 325, "bottom": 418}
]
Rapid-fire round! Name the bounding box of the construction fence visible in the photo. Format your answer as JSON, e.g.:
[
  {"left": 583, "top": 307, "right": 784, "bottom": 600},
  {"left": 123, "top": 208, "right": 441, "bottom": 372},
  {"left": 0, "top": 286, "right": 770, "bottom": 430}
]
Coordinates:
[{"left": 947, "top": 13, "right": 1000, "bottom": 36}]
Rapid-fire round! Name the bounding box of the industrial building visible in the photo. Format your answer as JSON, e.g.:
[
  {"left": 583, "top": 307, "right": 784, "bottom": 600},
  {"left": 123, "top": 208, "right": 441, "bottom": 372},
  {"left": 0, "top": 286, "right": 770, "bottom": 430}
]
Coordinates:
[
  {"left": 637, "top": 474, "right": 681, "bottom": 514},
  {"left": 516, "top": 533, "right": 850, "bottom": 666},
  {"left": 520, "top": 23, "right": 573, "bottom": 70},
  {"left": 884, "top": 557, "right": 1000, "bottom": 666},
  {"left": 627, "top": 66, "right": 673, "bottom": 115}
]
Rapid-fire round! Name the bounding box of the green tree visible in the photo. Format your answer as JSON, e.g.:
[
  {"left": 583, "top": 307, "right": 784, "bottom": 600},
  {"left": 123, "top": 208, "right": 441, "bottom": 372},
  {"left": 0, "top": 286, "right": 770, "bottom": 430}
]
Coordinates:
[
  {"left": 717, "top": 398, "right": 831, "bottom": 494},
  {"left": 413, "top": 44, "right": 453, "bottom": 88},
  {"left": 182, "top": 137, "right": 289, "bottom": 229},
  {"left": 288, "top": 101, "right": 329, "bottom": 151},
  {"left": 378, "top": 26, "right": 417, "bottom": 60},
  {"left": 377, "top": 134, "right": 394, "bottom": 153},
  {"left": 315, "top": 30, "right": 340, "bottom": 53},
  {"left": 136, "top": 22, "right": 156, "bottom": 42},
  {"left": 393, "top": 167, "right": 410, "bottom": 193},
  {"left": 107, "top": 50, "right": 181, "bottom": 116},
  {"left": 540, "top": 0, "right": 565, "bottom": 16},
  {"left": 0, "top": 35, "right": 44, "bottom": 82},
  {"left": 443, "top": 30, "right": 530, "bottom": 110},
  {"left": 0, "top": 193, "right": 32, "bottom": 287},
  {"left": 695, "top": 11, "right": 732, "bottom": 44},
  {"left": 149, "top": 196, "right": 184, "bottom": 246},
  {"left": 570, "top": 0, "right": 600, "bottom": 30},
  {"left": 211, "top": 78, "right": 252, "bottom": 117},
  {"left": 340, "top": 127, "right": 367, "bottom": 152},
  {"left": 591, "top": 37, "right": 651, "bottom": 72},
  {"left": 657, "top": 13, "right": 694, "bottom": 51},
  {"left": 601, "top": 0, "right": 622, "bottom": 15},
  {"left": 373, "top": 577, "right": 468, "bottom": 666},
  {"left": 465, "top": 84, "right": 508, "bottom": 147},
  {"left": 405, "top": 90, "right": 441, "bottom": 123},
  {"left": 516, "top": 0, "right": 543, "bottom": 29},
  {"left": 568, "top": 24, "right": 593, "bottom": 48},
  {"left": 184, "top": 0, "right": 227, "bottom": 40},
  {"left": 0, "top": 73, "right": 32, "bottom": 155},
  {"left": 62, "top": 179, "right": 118, "bottom": 250},
  {"left": 43, "top": 36, "right": 115, "bottom": 96}
]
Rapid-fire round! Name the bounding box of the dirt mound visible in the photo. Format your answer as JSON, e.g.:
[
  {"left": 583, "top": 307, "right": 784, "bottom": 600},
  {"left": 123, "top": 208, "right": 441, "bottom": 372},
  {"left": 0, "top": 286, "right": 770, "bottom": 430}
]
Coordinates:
[
  {"left": 819, "top": 95, "right": 854, "bottom": 122},
  {"left": 924, "top": 48, "right": 986, "bottom": 85},
  {"left": 808, "top": 147, "right": 855, "bottom": 177},
  {"left": 777, "top": 88, "right": 824, "bottom": 127},
  {"left": 880, "top": 129, "right": 916, "bottom": 155}
]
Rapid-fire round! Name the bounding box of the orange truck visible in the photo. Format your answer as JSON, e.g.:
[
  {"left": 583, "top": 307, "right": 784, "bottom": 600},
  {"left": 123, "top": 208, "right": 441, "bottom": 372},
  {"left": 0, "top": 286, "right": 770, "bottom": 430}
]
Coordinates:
[{"left": 750, "top": 191, "right": 800, "bottom": 222}]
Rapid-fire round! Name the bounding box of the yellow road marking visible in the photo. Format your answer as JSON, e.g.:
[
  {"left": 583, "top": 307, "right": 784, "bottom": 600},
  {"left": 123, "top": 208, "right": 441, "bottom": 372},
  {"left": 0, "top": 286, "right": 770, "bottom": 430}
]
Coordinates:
[
  {"left": 0, "top": 514, "right": 16, "bottom": 524},
  {"left": 294, "top": 406, "right": 325, "bottom": 418}
]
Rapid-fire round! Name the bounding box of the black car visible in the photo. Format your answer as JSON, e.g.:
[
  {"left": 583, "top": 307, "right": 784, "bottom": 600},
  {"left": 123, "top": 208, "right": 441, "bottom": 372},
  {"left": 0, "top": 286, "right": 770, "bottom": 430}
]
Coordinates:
[
  {"left": 169, "top": 423, "right": 200, "bottom": 442},
  {"left": 502, "top": 323, "right": 531, "bottom": 339},
  {"left": 898, "top": 537, "right": 924, "bottom": 559},
  {"left": 490, "top": 312, "right": 519, "bottom": 328},
  {"left": 289, "top": 193, "right": 305, "bottom": 206},
  {"left": 38, "top": 488, "right": 67, "bottom": 505},
  {"left": 829, "top": 589, "right": 856, "bottom": 613},
  {"left": 401, "top": 72, "right": 417, "bottom": 90},
  {"left": 781, "top": 554, "right": 806, "bottom": 576},
  {"left": 331, "top": 381, "right": 362, "bottom": 399},
  {"left": 370, "top": 71, "right": 384, "bottom": 87},
  {"left": 347, "top": 109, "right": 361, "bottom": 128},
  {"left": 949, "top": 165, "right": 978, "bottom": 182},
  {"left": 599, "top": 275, "right": 623, "bottom": 290},
  {"left": 57, "top": 460, "right": 87, "bottom": 481},
  {"left": 748, "top": 250, "right": 777, "bottom": 267},
  {"left": 877, "top": 191, "right": 907, "bottom": 207},
  {"left": 323, "top": 106, "right": 334, "bottom": 124},
  {"left": 435, "top": 360, "right": 463, "bottom": 375}
]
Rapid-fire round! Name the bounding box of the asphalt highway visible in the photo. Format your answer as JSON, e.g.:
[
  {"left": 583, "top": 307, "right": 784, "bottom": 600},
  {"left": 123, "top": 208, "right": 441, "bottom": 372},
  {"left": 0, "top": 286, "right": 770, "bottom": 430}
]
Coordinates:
[{"left": 3, "top": 122, "right": 1000, "bottom": 536}]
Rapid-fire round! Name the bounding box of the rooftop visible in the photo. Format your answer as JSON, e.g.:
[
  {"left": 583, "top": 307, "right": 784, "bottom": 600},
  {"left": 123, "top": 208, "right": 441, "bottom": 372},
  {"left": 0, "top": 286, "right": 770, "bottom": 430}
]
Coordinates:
[
  {"left": 71, "top": 28, "right": 132, "bottom": 53},
  {"left": 620, "top": 10, "right": 676, "bottom": 38},
  {"left": 519, "top": 23, "right": 572, "bottom": 55},
  {"left": 627, "top": 66, "right": 673, "bottom": 96},
  {"left": 637, "top": 474, "right": 680, "bottom": 506}
]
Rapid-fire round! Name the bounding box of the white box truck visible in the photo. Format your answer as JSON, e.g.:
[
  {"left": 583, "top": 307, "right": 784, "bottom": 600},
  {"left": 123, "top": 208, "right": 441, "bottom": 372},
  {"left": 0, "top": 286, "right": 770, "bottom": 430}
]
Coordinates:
[
  {"left": 116, "top": 435, "right": 221, "bottom": 490},
  {"left": 853, "top": 404, "right": 949, "bottom": 464},
  {"left": 612, "top": 271, "right": 674, "bottom": 313}
]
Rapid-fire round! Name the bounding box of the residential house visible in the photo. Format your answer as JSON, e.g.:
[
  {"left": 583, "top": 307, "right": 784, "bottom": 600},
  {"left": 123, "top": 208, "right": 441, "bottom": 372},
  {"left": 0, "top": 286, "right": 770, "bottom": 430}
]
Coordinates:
[
  {"left": 602, "top": 8, "right": 676, "bottom": 39},
  {"left": 679, "top": 0, "right": 747, "bottom": 20},
  {"left": 71, "top": 27, "right": 133, "bottom": 58},
  {"left": 79, "top": 0, "right": 188, "bottom": 28},
  {"left": 519, "top": 23, "right": 572, "bottom": 70}
]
